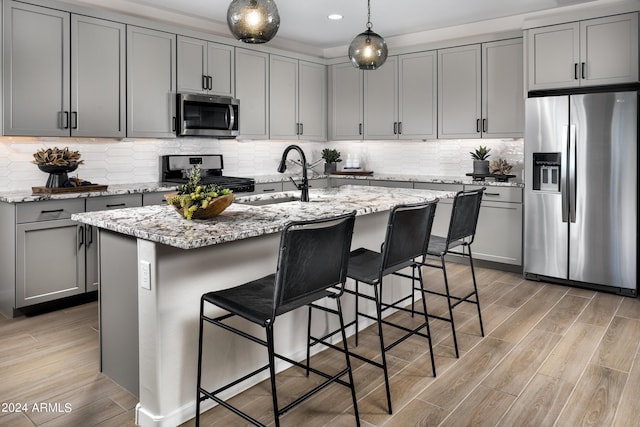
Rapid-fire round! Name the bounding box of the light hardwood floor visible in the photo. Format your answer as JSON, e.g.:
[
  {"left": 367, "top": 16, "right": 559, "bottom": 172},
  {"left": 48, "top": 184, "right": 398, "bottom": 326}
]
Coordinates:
[{"left": 1, "top": 263, "right": 639, "bottom": 427}]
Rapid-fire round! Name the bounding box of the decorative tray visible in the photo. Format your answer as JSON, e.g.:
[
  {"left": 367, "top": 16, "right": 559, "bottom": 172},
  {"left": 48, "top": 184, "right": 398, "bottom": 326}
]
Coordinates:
[
  {"left": 32, "top": 184, "right": 108, "bottom": 194},
  {"left": 332, "top": 170, "right": 374, "bottom": 176},
  {"left": 465, "top": 173, "right": 516, "bottom": 182}
]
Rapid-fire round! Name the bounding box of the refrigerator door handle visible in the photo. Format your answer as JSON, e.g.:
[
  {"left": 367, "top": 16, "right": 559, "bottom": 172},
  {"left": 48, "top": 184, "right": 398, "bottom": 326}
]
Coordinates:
[
  {"left": 568, "top": 124, "right": 577, "bottom": 223},
  {"left": 561, "top": 125, "right": 570, "bottom": 223}
]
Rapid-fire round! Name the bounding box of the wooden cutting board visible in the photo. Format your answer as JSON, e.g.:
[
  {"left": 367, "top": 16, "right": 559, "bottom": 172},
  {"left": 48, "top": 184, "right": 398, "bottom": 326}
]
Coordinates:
[{"left": 32, "top": 185, "right": 108, "bottom": 194}]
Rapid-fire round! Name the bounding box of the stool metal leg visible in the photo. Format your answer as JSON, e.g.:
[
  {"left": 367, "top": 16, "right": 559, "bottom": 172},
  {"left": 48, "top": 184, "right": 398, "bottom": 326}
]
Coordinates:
[
  {"left": 440, "top": 255, "right": 460, "bottom": 358},
  {"left": 336, "top": 297, "right": 361, "bottom": 426},
  {"left": 266, "top": 325, "right": 281, "bottom": 427},
  {"left": 354, "top": 280, "right": 360, "bottom": 347},
  {"left": 305, "top": 305, "right": 312, "bottom": 376},
  {"left": 416, "top": 267, "right": 437, "bottom": 377},
  {"left": 195, "top": 298, "right": 205, "bottom": 427},
  {"left": 467, "top": 247, "right": 485, "bottom": 337},
  {"left": 373, "top": 283, "right": 393, "bottom": 414}
]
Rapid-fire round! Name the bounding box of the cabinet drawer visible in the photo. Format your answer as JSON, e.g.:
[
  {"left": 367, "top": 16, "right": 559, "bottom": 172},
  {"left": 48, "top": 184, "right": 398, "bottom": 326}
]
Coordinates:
[
  {"left": 369, "top": 180, "right": 413, "bottom": 188},
  {"left": 251, "top": 182, "right": 284, "bottom": 194},
  {"left": 283, "top": 178, "right": 328, "bottom": 191},
  {"left": 413, "top": 182, "right": 463, "bottom": 204},
  {"left": 143, "top": 192, "right": 170, "bottom": 206},
  {"left": 86, "top": 194, "right": 143, "bottom": 212},
  {"left": 16, "top": 199, "right": 85, "bottom": 223},
  {"left": 466, "top": 185, "right": 522, "bottom": 203}
]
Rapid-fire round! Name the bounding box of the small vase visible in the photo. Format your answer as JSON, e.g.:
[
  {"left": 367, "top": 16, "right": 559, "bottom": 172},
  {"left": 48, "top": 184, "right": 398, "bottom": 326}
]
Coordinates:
[
  {"left": 324, "top": 163, "right": 337, "bottom": 175},
  {"left": 473, "top": 160, "right": 490, "bottom": 175}
]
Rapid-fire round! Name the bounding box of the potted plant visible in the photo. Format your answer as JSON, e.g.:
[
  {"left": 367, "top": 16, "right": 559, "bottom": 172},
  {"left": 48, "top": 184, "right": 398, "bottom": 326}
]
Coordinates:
[
  {"left": 321, "top": 148, "right": 342, "bottom": 174},
  {"left": 470, "top": 145, "right": 491, "bottom": 175}
]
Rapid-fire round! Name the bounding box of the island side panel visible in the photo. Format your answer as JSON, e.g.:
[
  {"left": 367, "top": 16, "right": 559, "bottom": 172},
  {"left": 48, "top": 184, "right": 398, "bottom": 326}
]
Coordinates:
[{"left": 98, "top": 230, "right": 139, "bottom": 396}]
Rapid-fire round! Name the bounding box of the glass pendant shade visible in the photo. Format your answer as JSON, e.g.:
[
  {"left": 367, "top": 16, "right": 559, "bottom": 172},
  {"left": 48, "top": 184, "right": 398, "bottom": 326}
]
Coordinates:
[
  {"left": 348, "top": 0, "right": 388, "bottom": 70},
  {"left": 227, "top": 0, "right": 280, "bottom": 44},
  {"left": 348, "top": 28, "right": 388, "bottom": 70}
]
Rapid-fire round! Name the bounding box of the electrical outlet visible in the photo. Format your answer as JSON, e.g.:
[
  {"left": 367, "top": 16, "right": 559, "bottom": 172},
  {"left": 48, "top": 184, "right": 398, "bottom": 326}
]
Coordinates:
[{"left": 140, "top": 260, "right": 151, "bottom": 290}]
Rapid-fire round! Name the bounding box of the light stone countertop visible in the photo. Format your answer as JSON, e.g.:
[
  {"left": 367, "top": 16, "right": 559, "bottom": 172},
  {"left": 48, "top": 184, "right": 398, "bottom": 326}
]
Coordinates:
[
  {"left": 71, "top": 185, "right": 453, "bottom": 250},
  {"left": 0, "top": 173, "right": 521, "bottom": 204}
]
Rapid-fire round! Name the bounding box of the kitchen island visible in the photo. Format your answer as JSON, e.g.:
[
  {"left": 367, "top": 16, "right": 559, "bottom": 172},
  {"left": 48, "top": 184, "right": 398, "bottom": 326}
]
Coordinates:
[{"left": 71, "top": 185, "right": 453, "bottom": 427}]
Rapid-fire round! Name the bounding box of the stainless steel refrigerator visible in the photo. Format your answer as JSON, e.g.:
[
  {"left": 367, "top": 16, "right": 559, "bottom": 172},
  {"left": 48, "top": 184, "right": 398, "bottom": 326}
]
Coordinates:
[{"left": 524, "top": 91, "right": 638, "bottom": 296}]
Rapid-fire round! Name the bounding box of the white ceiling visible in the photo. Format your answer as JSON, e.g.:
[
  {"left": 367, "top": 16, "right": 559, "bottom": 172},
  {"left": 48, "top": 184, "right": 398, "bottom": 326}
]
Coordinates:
[{"left": 65, "top": 0, "right": 600, "bottom": 51}]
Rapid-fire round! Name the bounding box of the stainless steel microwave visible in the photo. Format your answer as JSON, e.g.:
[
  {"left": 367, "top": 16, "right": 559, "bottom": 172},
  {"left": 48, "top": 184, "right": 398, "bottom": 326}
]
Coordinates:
[{"left": 176, "top": 93, "right": 240, "bottom": 138}]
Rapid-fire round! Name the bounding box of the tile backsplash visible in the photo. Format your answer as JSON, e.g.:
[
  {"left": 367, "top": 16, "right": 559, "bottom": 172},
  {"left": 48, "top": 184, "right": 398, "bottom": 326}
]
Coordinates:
[{"left": 0, "top": 137, "right": 523, "bottom": 191}]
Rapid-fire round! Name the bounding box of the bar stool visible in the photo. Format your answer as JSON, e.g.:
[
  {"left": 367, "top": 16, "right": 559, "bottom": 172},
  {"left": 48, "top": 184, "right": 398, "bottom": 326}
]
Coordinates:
[
  {"left": 195, "top": 212, "right": 359, "bottom": 427},
  {"left": 418, "top": 188, "right": 485, "bottom": 358},
  {"left": 308, "top": 200, "right": 438, "bottom": 414}
]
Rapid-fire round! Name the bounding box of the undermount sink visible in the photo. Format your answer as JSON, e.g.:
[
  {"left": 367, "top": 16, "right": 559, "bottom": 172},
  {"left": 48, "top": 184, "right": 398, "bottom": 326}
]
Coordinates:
[{"left": 236, "top": 196, "right": 301, "bottom": 206}]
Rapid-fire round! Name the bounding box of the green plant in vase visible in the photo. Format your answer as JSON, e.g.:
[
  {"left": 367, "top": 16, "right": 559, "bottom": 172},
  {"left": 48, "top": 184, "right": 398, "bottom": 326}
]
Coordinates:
[
  {"left": 321, "top": 148, "right": 342, "bottom": 174},
  {"left": 470, "top": 145, "right": 491, "bottom": 175}
]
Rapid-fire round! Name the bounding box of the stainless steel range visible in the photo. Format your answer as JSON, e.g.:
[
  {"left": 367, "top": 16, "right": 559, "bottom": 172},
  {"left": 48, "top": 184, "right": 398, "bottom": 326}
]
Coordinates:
[{"left": 160, "top": 155, "right": 255, "bottom": 193}]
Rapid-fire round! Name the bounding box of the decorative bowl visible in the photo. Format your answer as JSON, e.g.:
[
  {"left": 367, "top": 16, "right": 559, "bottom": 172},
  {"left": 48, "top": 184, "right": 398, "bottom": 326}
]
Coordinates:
[
  {"left": 37, "top": 163, "right": 80, "bottom": 188},
  {"left": 165, "top": 193, "right": 234, "bottom": 220}
]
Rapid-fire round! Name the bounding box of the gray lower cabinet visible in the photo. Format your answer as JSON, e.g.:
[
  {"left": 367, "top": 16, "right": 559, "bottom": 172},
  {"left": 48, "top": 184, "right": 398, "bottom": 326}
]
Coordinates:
[
  {"left": 13, "top": 199, "right": 86, "bottom": 308},
  {"left": 466, "top": 185, "right": 522, "bottom": 266},
  {"left": 330, "top": 178, "right": 369, "bottom": 187},
  {"left": 283, "top": 178, "right": 328, "bottom": 191},
  {"left": 85, "top": 195, "right": 142, "bottom": 292},
  {"left": 0, "top": 195, "right": 143, "bottom": 314},
  {"left": 247, "top": 182, "right": 284, "bottom": 195},
  {"left": 142, "top": 191, "right": 171, "bottom": 206},
  {"left": 413, "top": 182, "right": 462, "bottom": 238}
]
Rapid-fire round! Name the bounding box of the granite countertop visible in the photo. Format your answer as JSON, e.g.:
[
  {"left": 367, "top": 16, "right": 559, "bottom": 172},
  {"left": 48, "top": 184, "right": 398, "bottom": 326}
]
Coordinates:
[
  {"left": 0, "top": 173, "right": 522, "bottom": 204},
  {"left": 71, "top": 185, "right": 453, "bottom": 250},
  {"left": 0, "top": 182, "right": 178, "bottom": 204}
]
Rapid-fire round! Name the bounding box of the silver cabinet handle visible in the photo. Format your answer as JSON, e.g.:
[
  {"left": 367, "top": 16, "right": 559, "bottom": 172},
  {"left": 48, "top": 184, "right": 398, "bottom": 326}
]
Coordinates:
[{"left": 569, "top": 124, "right": 577, "bottom": 223}]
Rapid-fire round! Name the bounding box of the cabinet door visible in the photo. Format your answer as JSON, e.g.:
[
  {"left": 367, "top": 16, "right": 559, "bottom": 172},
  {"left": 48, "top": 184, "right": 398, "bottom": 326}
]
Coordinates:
[
  {"left": 482, "top": 39, "right": 524, "bottom": 138},
  {"left": 472, "top": 200, "right": 522, "bottom": 265},
  {"left": 16, "top": 220, "right": 85, "bottom": 307},
  {"left": 85, "top": 195, "right": 142, "bottom": 292},
  {"left": 527, "top": 23, "right": 580, "bottom": 91},
  {"left": 3, "top": 2, "right": 70, "bottom": 136},
  {"left": 71, "top": 15, "right": 126, "bottom": 137},
  {"left": 581, "top": 13, "right": 639, "bottom": 86},
  {"left": 177, "top": 36, "right": 207, "bottom": 94},
  {"left": 269, "top": 55, "right": 299, "bottom": 140},
  {"left": 236, "top": 48, "right": 269, "bottom": 139},
  {"left": 127, "top": 26, "right": 176, "bottom": 138},
  {"left": 364, "top": 56, "right": 398, "bottom": 139},
  {"left": 329, "top": 63, "right": 363, "bottom": 140},
  {"left": 438, "top": 44, "right": 482, "bottom": 139},
  {"left": 413, "top": 182, "right": 462, "bottom": 237},
  {"left": 399, "top": 51, "right": 437, "bottom": 140},
  {"left": 208, "top": 43, "right": 235, "bottom": 96},
  {"left": 298, "top": 61, "right": 327, "bottom": 141}
]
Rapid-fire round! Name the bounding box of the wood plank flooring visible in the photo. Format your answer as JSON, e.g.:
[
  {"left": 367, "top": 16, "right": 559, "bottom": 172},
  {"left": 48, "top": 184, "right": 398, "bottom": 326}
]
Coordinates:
[{"left": 1, "top": 263, "right": 639, "bottom": 426}]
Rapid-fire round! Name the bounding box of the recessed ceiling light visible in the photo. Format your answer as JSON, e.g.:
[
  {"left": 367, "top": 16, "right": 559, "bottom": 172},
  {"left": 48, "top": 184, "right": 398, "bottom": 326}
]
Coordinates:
[{"left": 328, "top": 14, "right": 343, "bottom": 21}]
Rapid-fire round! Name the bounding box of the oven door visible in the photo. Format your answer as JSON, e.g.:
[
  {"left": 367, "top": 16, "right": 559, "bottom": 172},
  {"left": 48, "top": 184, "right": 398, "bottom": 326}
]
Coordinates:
[{"left": 177, "top": 93, "right": 239, "bottom": 137}]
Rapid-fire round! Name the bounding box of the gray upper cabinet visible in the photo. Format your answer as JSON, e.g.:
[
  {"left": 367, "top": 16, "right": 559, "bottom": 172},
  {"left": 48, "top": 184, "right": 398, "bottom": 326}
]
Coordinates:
[
  {"left": 177, "top": 36, "right": 234, "bottom": 97},
  {"left": 527, "top": 13, "right": 639, "bottom": 90},
  {"left": 482, "top": 38, "right": 524, "bottom": 138},
  {"left": 438, "top": 39, "right": 523, "bottom": 139},
  {"left": 329, "top": 62, "right": 363, "bottom": 140},
  {"left": 235, "top": 48, "right": 269, "bottom": 139},
  {"left": 364, "top": 56, "right": 398, "bottom": 140},
  {"left": 364, "top": 52, "right": 437, "bottom": 140},
  {"left": 127, "top": 26, "right": 177, "bottom": 138},
  {"left": 71, "top": 15, "right": 126, "bottom": 137},
  {"left": 3, "top": 2, "right": 125, "bottom": 137},
  {"left": 270, "top": 55, "right": 327, "bottom": 141},
  {"left": 438, "top": 44, "right": 482, "bottom": 139}
]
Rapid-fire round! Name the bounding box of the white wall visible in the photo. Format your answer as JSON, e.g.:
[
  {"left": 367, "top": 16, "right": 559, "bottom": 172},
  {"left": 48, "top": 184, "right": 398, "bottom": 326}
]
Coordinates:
[{"left": 0, "top": 137, "right": 523, "bottom": 191}]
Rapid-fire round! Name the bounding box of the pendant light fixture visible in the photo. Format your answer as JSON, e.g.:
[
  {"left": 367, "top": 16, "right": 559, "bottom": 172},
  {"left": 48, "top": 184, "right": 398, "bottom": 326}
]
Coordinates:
[
  {"left": 227, "top": 0, "right": 280, "bottom": 44},
  {"left": 348, "top": 0, "right": 388, "bottom": 70}
]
